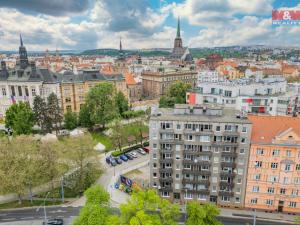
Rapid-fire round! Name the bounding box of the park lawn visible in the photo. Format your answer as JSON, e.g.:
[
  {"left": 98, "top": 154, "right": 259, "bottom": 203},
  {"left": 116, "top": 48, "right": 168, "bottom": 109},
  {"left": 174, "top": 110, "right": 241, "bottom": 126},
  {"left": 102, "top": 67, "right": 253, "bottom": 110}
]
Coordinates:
[
  {"left": 91, "top": 123, "right": 149, "bottom": 152},
  {"left": 0, "top": 200, "right": 63, "bottom": 209}
]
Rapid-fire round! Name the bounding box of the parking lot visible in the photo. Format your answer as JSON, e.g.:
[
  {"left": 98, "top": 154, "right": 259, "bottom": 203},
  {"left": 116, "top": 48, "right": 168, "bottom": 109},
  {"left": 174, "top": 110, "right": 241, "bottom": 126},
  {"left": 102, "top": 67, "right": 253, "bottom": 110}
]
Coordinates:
[{"left": 105, "top": 147, "right": 150, "bottom": 167}]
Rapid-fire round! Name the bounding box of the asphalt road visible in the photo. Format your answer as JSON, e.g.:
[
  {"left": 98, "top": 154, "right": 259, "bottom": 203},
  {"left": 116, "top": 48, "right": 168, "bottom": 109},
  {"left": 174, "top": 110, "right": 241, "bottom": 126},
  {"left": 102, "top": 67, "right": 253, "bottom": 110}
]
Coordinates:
[{"left": 0, "top": 206, "right": 291, "bottom": 225}]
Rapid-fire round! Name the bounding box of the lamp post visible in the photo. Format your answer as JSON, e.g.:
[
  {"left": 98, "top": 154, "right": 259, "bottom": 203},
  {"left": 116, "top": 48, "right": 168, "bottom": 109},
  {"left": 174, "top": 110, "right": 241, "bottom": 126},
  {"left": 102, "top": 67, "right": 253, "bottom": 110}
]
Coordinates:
[
  {"left": 183, "top": 187, "right": 188, "bottom": 222},
  {"left": 36, "top": 191, "right": 50, "bottom": 223},
  {"left": 253, "top": 209, "right": 256, "bottom": 225},
  {"left": 61, "top": 177, "right": 64, "bottom": 203}
]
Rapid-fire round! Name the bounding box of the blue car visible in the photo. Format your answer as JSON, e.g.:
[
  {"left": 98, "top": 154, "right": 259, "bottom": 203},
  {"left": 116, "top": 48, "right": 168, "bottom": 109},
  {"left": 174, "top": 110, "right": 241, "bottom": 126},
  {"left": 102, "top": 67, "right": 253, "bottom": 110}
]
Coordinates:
[
  {"left": 106, "top": 157, "right": 112, "bottom": 164},
  {"left": 120, "top": 154, "right": 128, "bottom": 162}
]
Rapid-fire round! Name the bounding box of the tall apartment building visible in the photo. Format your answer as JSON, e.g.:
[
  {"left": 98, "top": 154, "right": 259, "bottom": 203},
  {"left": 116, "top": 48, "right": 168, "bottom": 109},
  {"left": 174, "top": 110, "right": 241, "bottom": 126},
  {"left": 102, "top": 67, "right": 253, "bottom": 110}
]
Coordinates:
[
  {"left": 149, "top": 104, "right": 252, "bottom": 207},
  {"left": 245, "top": 115, "right": 300, "bottom": 213}
]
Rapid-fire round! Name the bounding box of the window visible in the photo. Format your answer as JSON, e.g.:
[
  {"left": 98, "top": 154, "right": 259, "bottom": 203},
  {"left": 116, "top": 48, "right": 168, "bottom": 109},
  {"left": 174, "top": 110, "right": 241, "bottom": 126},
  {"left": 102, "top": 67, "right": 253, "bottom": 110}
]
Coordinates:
[
  {"left": 153, "top": 182, "right": 157, "bottom": 187},
  {"left": 32, "top": 88, "right": 36, "bottom": 96},
  {"left": 235, "top": 197, "right": 240, "bottom": 203},
  {"left": 237, "top": 169, "right": 243, "bottom": 175},
  {"left": 153, "top": 153, "right": 157, "bottom": 159},
  {"left": 285, "top": 164, "right": 291, "bottom": 171},
  {"left": 175, "top": 183, "right": 180, "bottom": 190},
  {"left": 198, "top": 194, "right": 207, "bottom": 200},
  {"left": 216, "top": 126, "right": 221, "bottom": 132},
  {"left": 286, "top": 150, "right": 292, "bottom": 157},
  {"left": 253, "top": 174, "right": 261, "bottom": 180},
  {"left": 176, "top": 124, "right": 181, "bottom": 130},
  {"left": 236, "top": 188, "right": 241, "bottom": 194},
  {"left": 212, "top": 186, "right": 217, "bottom": 192},
  {"left": 65, "top": 97, "right": 71, "bottom": 103},
  {"left": 283, "top": 177, "right": 289, "bottom": 184},
  {"left": 66, "top": 105, "right": 71, "bottom": 111},
  {"left": 256, "top": 148, "right": 264, "bottom": 155},
  {"left": 252, "top": 186, "right": 259, "bottom": 193},
  {"left": 267, "top": 187, "right": 274, "bottom": 194},
  {"left": 240, "top": 149, "right": 245, "bottom": 154},
  {"left": 289, "top": 202, "right": 297, "bottom": 208},
  {"left": 255, "top": 161, "right": 262, "bottom": 168},
  {"left": 199, "top": 135, "right": 210, "bottom": 142},
  {"left": 268, "top": 176, "right": 278, "bottom": 183},
  {"left": 241, "top": 138, "right": 246, "bottom": 143},
  {"left": 214, "top": 157, "right": 219, "bottom": 163},
  {"left": 237, "top": 178, "right": 242, "bottom": 184},
  {"left": 294, "top": 177, "right": 300, "bottom": 184},
  {"left": 296, "top": 164, "right": 300, "bottom": 171},
  {"left": 271, "top": 163, "right": 278, "bottom": 169},
  {"left": 292, "top": 189, "right": 298, "bottom": 196},
  {"left": 153, "top": 173, "right": 157, "bottom": 178},
  {"left": 266, "top": 199, "right": 273, "bottom": 206},
  {"left": 238, "top": 158, "right": 244, "bottom": 165},
  {"left": 280, "top": 188, "right": 286, "bottom": 195},
  {"left": 272, "top": 149, "right": 280, "bottom": 156},
  {"left": 162, "top": 192, "right": 170, "bottom": 197},
  {"left": 1, "top": 87, "right": 6, "bottom": 96},
  {"left": 212, "top": 177, "right": 217, "bottom": 183},
  {"left": 213, "top": 167, "right": 218, "bottom": 174},
  {"left": 242, "top": 127, "right": 247, "bottom": 133},
  {"left": 17, "top": 86, "right": 22, "bottom": 96},
  {"left": 175, "top": 174, "right": 180, "bottom": 180},
  {"left": 221, "top": 196, "right": 230, "bottom": 202},
  {"left": 251, "top": 198, "right": 257, "bottom": 204},
  {"left": 153, "top": 163, "right": 157, "bottom": 168},
  {"left": 153, "top": 143, "right": 157, "bottom": 149},
  {"left": 184, "top": 192, "right": 193, "bottom": 199}
]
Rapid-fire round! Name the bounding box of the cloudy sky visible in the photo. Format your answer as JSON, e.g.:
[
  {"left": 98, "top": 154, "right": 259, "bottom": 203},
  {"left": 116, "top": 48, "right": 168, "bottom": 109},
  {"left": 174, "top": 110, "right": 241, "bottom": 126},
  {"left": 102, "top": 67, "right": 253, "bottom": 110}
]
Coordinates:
[{"left": 0, "top": 0, "right": 299, "bottom": 51}]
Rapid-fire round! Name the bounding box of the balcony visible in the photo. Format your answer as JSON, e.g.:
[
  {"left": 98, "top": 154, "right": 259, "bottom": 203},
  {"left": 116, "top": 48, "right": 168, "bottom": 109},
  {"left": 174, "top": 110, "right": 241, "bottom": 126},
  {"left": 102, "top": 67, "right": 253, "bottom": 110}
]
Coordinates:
[
  {"left": 187, "top": 189, "right": 210, "bottom": 195},
  {"left": 182, "top": 169, "right": 211, "bottom": 176},
  {"left": 159, "top": 168, "right": 173, "bottom": 173},
  {"left": 159, "top": 129, "right": 174, "bottom": 133},
  {"left": 182, "top": 159, "right": 211, "bottom": 166},
  {"left": 221, "top": 152, "right": 237, "bottom": 158},
  {"left": 221, "top": 162, "right": 236, "bottom": 168},
  {"left": 220, "top": 171, "right": 236, "bottom": 178},
  {"left": 159, "top": 177, "right": 173, "bottom": 183},
  {"left": 223, "top": 131, "right": 239, "bottom": 136},
  {"left": 219, "top": 181, "right": 235, "bottom": 188},
  {"left": 223, "top": 142, "right": 239, "bottom": 147},
  {"left": 159, "top": 158, "right": 173, "bottom": 164},
  {"left": 160, "top": 186, "right": 173, "bottom": 192},
  {"left": 182, "top": 178, "right": 210, "bottom": 185},
  {"left": 159, "top": 139, "right": 175, "bottom": 144},
  {"left": 160, "top": 148, "right": 173, "bottom": 153},
  {"left": 218, "top": 190, "right": 234, "bottom": 197}
]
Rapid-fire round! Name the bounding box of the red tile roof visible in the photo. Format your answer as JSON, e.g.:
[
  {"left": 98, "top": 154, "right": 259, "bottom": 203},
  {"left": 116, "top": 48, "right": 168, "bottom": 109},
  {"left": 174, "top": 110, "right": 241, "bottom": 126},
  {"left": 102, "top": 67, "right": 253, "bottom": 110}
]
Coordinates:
[
  {"left": 248, "top": 115, "right": 300, "bottom": 144},
  {"left": 124, "top": 72, "right": 136, "bottom": 85}
]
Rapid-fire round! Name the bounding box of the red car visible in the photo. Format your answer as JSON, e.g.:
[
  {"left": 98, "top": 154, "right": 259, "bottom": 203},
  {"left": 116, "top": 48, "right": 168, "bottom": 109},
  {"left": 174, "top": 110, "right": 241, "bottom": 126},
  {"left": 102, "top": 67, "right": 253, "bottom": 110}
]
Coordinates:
[{"left": 143, "top": 147, "right": 150, "bottom": 153}]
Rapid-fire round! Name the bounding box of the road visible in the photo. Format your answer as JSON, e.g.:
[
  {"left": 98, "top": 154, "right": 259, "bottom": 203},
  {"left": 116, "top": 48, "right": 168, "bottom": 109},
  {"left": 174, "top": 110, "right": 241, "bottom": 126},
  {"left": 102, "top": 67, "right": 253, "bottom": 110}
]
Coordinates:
[{"left": 0, "top": 206, "right": 291, "bottom": 225}]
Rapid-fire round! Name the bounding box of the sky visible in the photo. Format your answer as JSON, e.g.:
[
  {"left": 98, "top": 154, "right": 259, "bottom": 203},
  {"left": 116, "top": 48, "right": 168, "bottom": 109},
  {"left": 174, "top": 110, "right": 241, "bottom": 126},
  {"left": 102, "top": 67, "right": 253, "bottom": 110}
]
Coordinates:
[{"left": 0, "top": 0, "right": 299, "bottom": 51}]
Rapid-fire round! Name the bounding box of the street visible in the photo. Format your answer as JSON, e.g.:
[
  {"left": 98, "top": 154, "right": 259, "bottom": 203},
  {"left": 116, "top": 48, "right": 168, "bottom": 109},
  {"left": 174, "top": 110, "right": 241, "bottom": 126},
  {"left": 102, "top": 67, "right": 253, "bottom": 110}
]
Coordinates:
[{"left": 0, "top": 206, "right": 292, "bottom": 225}]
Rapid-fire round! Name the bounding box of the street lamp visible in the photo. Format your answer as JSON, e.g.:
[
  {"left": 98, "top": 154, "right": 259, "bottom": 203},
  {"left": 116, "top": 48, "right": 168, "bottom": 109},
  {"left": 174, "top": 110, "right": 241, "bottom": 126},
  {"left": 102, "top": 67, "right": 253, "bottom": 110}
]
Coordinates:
[
  {"left": 183, "top": 187, "right": 188, "bottom": 222},
  {"left": 253, "top": 209, "right": 256, "bottom": 225},
  {"left": 36, "top": 191, "right": 50, "bottom": 223}
]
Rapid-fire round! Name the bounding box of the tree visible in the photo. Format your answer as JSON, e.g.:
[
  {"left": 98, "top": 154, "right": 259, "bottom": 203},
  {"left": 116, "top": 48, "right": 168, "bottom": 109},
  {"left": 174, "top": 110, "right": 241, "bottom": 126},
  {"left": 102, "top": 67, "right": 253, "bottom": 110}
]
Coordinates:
[
  {"left": 64, "top": 110, "right": 78, "bottom": 130},
  {"left": 5, "top": 102, "right": 35, "bottom": 135},
  {"left": 186, "top": 201, "right": 221, "bottom": 225},
  {"left": 47, "top": 93, "right": 63, "bottom": 135},
  {"left": 59, "top": 134, "right": 100, "bottom": 194},
  {"left": 79, "top": 104, "right": 94, "bottom": 128},
  {"left": 110, "top": 119, "right": 127, "bottom": 151},
  {"left": 295, "top": 217, "right": 300, "bottom": 225},
  {"left": 85, "top": 82, "right": 118, "bottom": 129},
  {"left": 33, "top": 96, "right": 47, "bottom": 133},
  {"left": 72, "top": 185, "right": 110, "bottom": 225},
  {"left": 119, "top": 189, "right": 180, "bottom": 225},
  {"left": 0, "top": 136, "right": 39, "bottom": 203},
  {"left": 115, "top": 91, "right": 129, "bottom": 116},
  {"left": 159, "top": 81, "right": 191, "bottom": 108}
]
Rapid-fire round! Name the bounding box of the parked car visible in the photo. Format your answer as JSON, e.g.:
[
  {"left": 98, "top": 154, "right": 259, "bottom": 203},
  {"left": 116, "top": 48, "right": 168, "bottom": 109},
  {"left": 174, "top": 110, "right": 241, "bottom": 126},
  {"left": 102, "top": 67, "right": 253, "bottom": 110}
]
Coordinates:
[
  {"left": 43, "top": 219, "right": 64, "bottom": 225},
  {"left": 110, "top": 158, "right": 117, "bottom": 166},
  {"left": 137, "top": 148, "right": 146, "bottom": 155},
  {"left": 106, "top": 157, "right": 112, "bottom": 164},
  {"left": 143, "top": 147, "right": 150, "bottom": 153},
  {"left": 125, "top": 153, "right": 133, "bottom": 160},
  {"left": 115, "top": 157, "right": 122, "bottom": 164},
  {"left": 120, "top": 154, "right": 128, "bottom": 162},
  {"left": 129, "top": 151, "right": 138, "bottom": 158}
]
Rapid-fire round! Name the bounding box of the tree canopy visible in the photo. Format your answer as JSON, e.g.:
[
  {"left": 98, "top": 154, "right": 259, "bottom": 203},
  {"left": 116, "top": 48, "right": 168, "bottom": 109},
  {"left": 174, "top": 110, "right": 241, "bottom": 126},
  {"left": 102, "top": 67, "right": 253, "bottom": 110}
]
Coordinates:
[
  {"left": 85, "top": 82, "right": 118, "bottom": 129},
  {"left": 115, "top": 91, "right": 129, "bottom": 116},
  {"left": 186, "top": 201, "right": 221, "bottom": 225},
  {"left": 64, "top": 110, "right": 78, "bottom": 130},
  {"left": 159, "top": 81, "right": 191, "bottom": 108},
  {"left": 5, "top": 102, "right": 35, "bottom": 135}
]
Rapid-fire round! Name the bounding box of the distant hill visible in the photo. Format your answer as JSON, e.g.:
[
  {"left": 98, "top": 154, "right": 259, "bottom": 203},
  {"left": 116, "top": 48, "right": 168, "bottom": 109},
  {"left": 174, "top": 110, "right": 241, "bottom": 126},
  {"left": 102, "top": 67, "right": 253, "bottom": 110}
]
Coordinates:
[{"left": 80, "top": 48, "right": 171, "bottom": 57}]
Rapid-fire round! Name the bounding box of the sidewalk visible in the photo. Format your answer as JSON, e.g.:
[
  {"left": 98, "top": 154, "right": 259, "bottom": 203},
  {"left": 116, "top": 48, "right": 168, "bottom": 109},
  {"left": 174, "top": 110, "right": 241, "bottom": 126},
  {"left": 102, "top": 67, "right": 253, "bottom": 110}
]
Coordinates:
[{"left": 219, "top": 208, "right": 296, "bottom": 224}]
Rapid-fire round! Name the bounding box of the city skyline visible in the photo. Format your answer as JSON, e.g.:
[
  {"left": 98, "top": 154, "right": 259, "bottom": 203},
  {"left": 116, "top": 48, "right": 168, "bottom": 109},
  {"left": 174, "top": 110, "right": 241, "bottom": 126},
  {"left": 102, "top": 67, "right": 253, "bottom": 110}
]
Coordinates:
[{"left": 0, "top": 0, "right": 300, "bottom": 51}]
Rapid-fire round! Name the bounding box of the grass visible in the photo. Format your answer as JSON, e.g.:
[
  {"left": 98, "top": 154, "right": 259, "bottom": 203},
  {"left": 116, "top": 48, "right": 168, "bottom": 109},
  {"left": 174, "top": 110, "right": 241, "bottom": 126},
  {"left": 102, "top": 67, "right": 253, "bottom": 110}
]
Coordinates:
[
  {"left": 91, "top": 123, "right": 149, "bottom": 152},
  {"left": 36, "top": 186, "right": 79, "bottom": 199},
  {"left": 0, "top": 200, "right": 62, "bottom": 209}
]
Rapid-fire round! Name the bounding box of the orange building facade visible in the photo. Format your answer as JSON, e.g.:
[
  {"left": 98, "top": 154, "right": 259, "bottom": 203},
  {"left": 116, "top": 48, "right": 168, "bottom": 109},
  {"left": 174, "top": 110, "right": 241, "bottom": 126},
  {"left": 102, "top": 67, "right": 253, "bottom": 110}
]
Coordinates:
[{"left": 245, "top": 115, "right": 300, "bottom": 213}]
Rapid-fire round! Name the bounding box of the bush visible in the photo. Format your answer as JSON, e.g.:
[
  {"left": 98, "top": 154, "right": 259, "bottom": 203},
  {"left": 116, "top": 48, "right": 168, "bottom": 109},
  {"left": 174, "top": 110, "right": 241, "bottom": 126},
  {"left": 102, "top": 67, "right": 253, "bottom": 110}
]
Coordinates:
[
  {"left": 122, "top": 110, "right": 145, "bottom": 119},
  {"left": 111, "top": 143, "right": 143, "bottom": 157}
]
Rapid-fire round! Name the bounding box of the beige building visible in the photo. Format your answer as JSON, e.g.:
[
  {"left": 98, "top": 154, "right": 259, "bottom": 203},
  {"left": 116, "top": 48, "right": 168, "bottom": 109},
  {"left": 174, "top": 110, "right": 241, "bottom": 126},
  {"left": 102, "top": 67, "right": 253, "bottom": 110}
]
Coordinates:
[{"left": 142, "top": 67, "right": 197, "bottom": 99}]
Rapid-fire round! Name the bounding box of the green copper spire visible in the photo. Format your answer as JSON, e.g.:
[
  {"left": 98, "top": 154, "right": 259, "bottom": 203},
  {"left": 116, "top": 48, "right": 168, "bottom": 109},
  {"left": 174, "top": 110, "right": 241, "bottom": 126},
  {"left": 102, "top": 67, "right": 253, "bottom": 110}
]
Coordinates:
[{"left": 176, "top": 17, "right": 180, "bottom": 38}]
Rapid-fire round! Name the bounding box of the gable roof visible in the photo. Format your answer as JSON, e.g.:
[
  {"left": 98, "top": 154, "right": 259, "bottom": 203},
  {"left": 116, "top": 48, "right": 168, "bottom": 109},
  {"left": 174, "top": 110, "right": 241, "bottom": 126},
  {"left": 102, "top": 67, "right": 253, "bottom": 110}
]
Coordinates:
[
  {"left": 124, "top": 72, "right": 136, "bottom": 85},
  {"left": 248, "top": 115, "right": 300, "bottom": 144}
]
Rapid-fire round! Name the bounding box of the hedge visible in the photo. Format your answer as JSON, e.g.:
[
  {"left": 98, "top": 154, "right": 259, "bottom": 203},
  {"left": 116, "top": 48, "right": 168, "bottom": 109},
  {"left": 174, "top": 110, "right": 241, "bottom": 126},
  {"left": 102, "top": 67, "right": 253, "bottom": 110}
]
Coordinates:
[
  {"left": 110, "top": 142, "right": 148, "bottom": 157},
  {"left": 122, "top": 110, "right": 145, "bottom": 119}
]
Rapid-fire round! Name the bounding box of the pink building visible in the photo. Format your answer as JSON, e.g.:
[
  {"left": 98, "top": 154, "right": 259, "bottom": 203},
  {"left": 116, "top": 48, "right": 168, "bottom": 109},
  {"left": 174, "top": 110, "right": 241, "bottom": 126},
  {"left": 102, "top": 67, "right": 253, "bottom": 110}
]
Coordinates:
[{"left": 245, "top": 115, "right": 300, "bottom": 213}]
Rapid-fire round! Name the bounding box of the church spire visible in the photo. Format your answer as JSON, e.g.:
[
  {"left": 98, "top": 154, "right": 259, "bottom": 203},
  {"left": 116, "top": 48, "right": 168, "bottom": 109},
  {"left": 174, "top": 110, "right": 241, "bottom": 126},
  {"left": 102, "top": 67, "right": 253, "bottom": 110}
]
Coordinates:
[
  {"left": 20, "top": 33, "right": 23, "bottom": 46},
  {"left": 176, "top": 17, "right": 181, "bottom": 38},
  {"left": 119, "top": 38, "right": 122, "bottom": 52}
]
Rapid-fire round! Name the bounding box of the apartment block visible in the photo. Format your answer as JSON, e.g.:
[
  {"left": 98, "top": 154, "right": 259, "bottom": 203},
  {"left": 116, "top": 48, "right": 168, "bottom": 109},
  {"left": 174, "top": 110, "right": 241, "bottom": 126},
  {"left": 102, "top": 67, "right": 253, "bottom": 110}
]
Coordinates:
[
  {"left": 245, "top": 115, "right": 300, "bottom": 213},
  {"left": 149, "top": 104, "right": 252, "bottom": 208}
]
